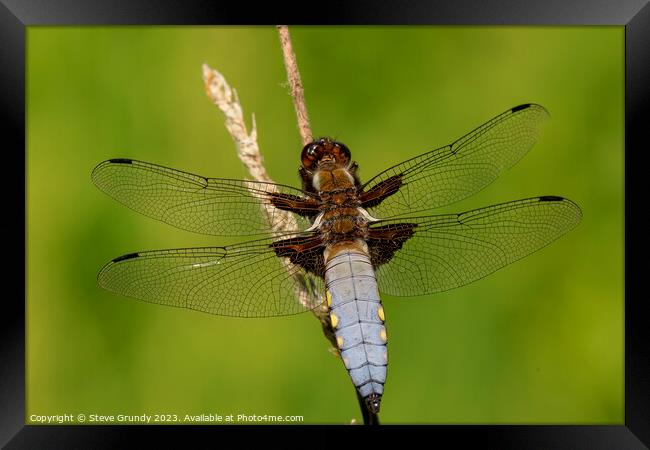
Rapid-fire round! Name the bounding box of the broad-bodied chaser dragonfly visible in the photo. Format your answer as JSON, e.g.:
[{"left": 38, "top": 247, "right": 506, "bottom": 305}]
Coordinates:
[{"left": 92, "top": 104, "right": 581, "bottom": 414}]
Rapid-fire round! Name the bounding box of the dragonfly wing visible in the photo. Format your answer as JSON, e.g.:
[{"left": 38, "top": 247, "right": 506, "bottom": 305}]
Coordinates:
[
  {"left": 97, "top": 233, "right": 326, "bottom": 317},
  {"left": 361, "top": 104, "right": 550, "bottom": 219},
  {"left": 92, "top": 159, "right": 319, "bottom": 237},
  {"left": 366, "top": 196, "right": 582, "bottom": 296}
]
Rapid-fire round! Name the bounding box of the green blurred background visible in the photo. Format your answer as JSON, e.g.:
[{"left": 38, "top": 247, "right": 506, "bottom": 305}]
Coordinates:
[{"left": 26, "top": 26, "right": 623, "bottom": 424}]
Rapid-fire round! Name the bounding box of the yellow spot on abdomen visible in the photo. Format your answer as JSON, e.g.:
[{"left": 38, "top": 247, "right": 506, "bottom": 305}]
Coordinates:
[
  {"left": 330, "top": 312, "right": 339, "bottom": 328},
  {"left": 336, "top": 336, "right": 344, "bottom": 348},
  {"left": 377, "top": 306, "right": 385, "bottom": 322},
  {"left": 380, "top": 327, "right": 387, "bottom": 343},
  {"left": 326, "top": 290, "right": 332, "bottom": 307}
]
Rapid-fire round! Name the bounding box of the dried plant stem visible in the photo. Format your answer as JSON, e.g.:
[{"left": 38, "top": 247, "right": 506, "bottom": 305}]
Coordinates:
[
  {"left": 202, "top": 64, "right": 333, "bottom": 335},
  {"left": 202, "top": 64, "right": 272, "bottom": 184},
  {"left": 277, "top": 25, "right": 313, "bottom": 145},
  {"left": 202, "top": 64, "right": 325, "bottom": 311}
]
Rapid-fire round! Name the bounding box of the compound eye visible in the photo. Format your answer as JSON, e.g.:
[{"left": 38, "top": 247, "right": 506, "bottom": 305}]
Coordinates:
[
  {"left": 338, "top": 144, "right": 351, "bottom": 160},
  {"left": 301, "top": 143, "right": 321, "bottom": 169},
  {"left": 333, "top": 143, "right": 351, "bottom": 164}
]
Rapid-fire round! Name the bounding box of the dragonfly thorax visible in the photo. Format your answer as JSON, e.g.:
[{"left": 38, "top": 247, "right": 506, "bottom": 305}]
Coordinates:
[{"left": 312, "top": 167, "right": 356, "bottom": 192}]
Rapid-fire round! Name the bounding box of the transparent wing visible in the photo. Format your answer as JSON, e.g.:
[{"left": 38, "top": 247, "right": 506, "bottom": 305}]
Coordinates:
[
  {"left": 92, "top": 159, "right": 319, "bottom": 237},
  {"left": 362, "top": 104, "right": 550, "bottom": 219},
  {"left": 368, "top": 196, "right": 582, "bottom": 296},
  {"left": 97, "top": 233, "right": 326, "bottom": 318}
]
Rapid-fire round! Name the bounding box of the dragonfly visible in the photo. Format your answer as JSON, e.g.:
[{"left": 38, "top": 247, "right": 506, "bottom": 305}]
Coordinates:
[{"left": 92, "top": 103, "right": 582, "bottom": 414}]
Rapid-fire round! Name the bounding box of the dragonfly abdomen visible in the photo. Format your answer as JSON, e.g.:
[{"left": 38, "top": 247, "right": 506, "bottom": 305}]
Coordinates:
[{"left": 324, "top": 241, "right": 387, "bottom": 414}]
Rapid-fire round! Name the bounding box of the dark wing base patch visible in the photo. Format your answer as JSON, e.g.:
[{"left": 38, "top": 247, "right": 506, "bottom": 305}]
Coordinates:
[
  {"left": 271, "top": 235, "right": 325, "bottom": 278},
  {"left": 367, "top": 223, "right": 418, "bottom": 267},
  {"left": 360, "top": 175, "right": 404, "bottom": 209}
]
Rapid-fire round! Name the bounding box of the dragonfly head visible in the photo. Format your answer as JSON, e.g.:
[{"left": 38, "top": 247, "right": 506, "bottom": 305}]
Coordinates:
[{"left": 301, "top": 137, "right": 352, "bottom": 172}]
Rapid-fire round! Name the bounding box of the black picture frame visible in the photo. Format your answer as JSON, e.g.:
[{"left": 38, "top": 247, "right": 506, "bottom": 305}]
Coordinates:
[{"left": 4, "top": 0, "right": 648, "bottom": 447}]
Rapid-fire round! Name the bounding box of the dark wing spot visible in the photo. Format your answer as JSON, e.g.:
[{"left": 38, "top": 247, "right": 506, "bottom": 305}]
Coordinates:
[
  {"left": 108, "top": 158, "right": 133, "bottom": 164},
  {"left": 538, "top": 195, "right": 564, "bottom": 202},
  {"left": 111, "top": 252, "right": 139, "bottom": 263},
  {"left": 511, "top": 104, "right": 532, "bottom": 113}
]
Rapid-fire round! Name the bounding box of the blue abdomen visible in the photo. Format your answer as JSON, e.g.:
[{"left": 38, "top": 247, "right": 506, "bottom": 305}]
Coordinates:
[{"left": 324, "top": 245, "right": 387, "bottom": 413}]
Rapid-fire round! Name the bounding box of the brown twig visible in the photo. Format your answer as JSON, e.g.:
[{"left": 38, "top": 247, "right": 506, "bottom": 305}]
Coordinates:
[{"left": 277, "top": 25, "right": 313, "bottom": 145}]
